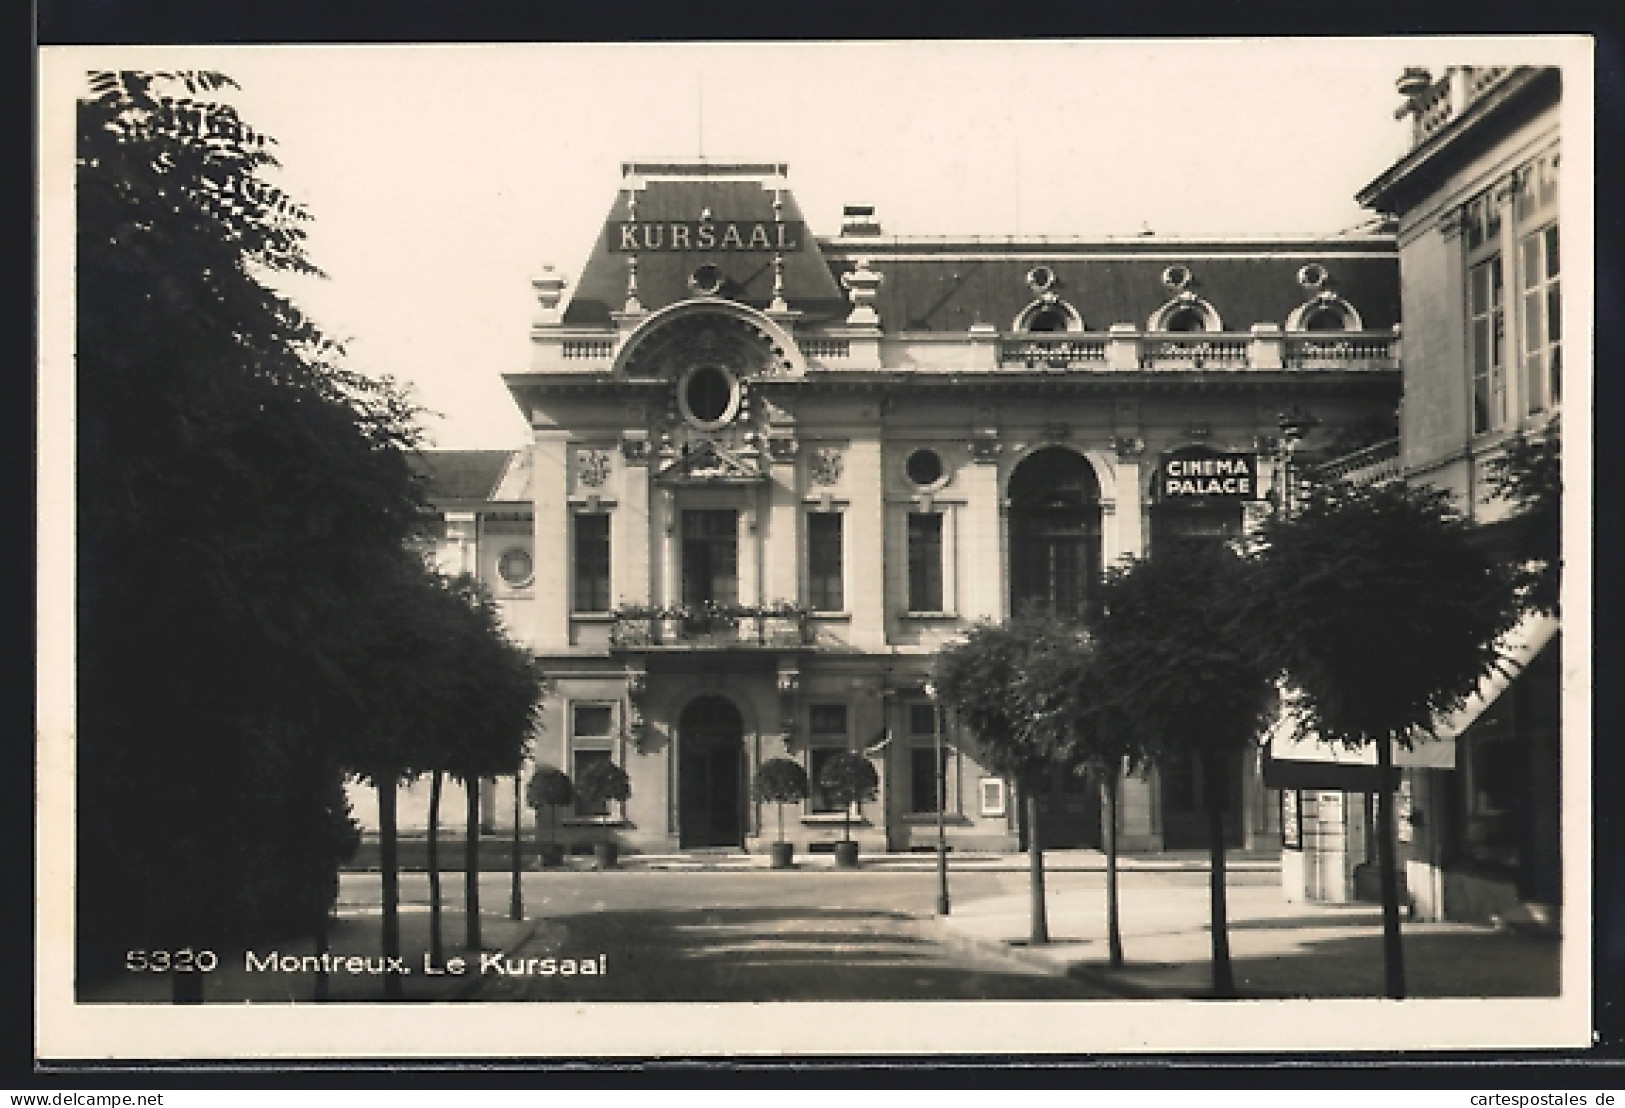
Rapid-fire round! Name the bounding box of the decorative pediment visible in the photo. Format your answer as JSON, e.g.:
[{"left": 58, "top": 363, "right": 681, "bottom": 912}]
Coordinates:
[{"left": 655, "top": 438, "right": 766, "bottom": 484}]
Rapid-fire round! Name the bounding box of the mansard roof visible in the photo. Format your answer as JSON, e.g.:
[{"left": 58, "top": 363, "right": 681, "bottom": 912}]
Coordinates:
[
  {"left": 817, "top": 239, "right": 1400, "bottom": 333},
  {"left": 562, "top": 163, "right": 848, "bottom": 326}
]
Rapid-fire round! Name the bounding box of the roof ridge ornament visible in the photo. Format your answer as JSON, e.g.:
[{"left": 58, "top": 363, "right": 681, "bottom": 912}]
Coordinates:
[{"left": 840, "top": 258, "right": 883, "bottom": 328}]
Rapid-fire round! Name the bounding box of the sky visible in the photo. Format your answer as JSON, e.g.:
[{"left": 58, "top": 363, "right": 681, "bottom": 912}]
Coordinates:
[{"left": 43, "top": 39, "right": 1561, "bottom": 448}]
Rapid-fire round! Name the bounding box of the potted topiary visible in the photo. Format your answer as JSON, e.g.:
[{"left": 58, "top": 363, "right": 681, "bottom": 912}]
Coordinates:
[
  {"left": 753, "top": 757, "right": 810, "bottom": 869},
  {"left": 525, "top": 765, "right": 574, "bottom": 868},
  {"left": 575, "top": 760, "right": 631, "bottom": 869},
  {"left": 817, "top": 751, "right": 879, "bottom": 868}
]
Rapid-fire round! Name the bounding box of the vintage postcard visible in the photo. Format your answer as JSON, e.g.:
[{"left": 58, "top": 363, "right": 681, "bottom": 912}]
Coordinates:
[{"left": 36, "top": 37, "right": 1594, "bottom": 1060}]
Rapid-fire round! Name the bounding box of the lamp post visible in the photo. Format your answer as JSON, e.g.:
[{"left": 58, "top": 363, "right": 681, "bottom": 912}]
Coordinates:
[
  {"left": 1276, "top": 405, "right": 1320, "bottom": 516},
  {"left": 923, "top": 680, "right": 951, "bottom": 916}
]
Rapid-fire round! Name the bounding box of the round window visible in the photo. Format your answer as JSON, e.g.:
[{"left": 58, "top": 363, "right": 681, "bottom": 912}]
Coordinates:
[
  {"left": 681, "top": 366, "right": 737, "bottom": 427},
  {"left": 498, "top": 547, "right": 534, "bottom": 587},
  {"left": 905, "top": 448, "right": 945, "bottom": 488}
]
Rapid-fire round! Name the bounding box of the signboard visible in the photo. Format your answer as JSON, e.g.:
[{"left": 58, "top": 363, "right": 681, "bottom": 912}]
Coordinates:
[
  {"left": 1158, "top": 449, "right": 1260, "bottom": 500},
  {"left": 609, "top": 220, "right": 806, "bottom": 253},
  {"left": 1280, "top": 789, "right": 1302, "bottom": 850}
]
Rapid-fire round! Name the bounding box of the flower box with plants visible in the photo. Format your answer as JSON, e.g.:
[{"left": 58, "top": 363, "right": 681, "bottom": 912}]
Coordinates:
[
  {"left": 525, "top": 765, "right": 574, "bottom": 868},
  {"left": 574, "top": 760, "right": 631, "bottom": 869},
  {"left": 753, "top": 757, "right": 810, "bottom": 869}
]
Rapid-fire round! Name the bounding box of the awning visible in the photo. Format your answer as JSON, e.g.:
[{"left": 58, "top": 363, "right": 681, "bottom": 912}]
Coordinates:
[{"left": 1261, "top": 612, "right": 1559, "bottom": 792}]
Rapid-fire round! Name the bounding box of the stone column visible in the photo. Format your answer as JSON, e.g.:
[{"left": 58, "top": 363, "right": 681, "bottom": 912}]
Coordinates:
[
  {"left": 847, "top": 433, "right": 885, "bottom": 648},
  {"left": 532, "top": 433, "right": 570, "bottom": 652}
]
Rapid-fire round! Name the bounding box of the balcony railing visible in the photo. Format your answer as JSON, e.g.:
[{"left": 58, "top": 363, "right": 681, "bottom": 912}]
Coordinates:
[
  {"left": 1286, "top": 333, "right": 1402, "bottom": 368},
  {"left": 609, "top": 607, "right": 812, "bottom": 649},
  {"left": 998, "top": 336, "right": 1109, "bottom": 369},
  {"left": 1139, "top": 335, "right": 1250, "bottom": 369},
  {"left": 1317, "top": 437, "right": 1401, "bottom": 485},
  {"left": 1409, "top": 66, "right": 1515, "bottom": 148}
]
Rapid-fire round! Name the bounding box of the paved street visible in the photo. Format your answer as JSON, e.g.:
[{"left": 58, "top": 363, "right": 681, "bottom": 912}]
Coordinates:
[{"left": 335, "top": 867, "right": 1272, "bottom": 1002}]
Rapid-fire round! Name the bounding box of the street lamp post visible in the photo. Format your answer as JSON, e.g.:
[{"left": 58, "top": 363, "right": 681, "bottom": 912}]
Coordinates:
[{"left": 924, "top": 681, "right": 950, "bottom": 916}]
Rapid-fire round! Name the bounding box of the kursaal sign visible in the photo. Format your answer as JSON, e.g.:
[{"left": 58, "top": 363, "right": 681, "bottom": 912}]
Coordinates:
[
  {"left": 1159, "top": 451, "right": 1261, "bottom": 499},
  {"left": 608, "top": 220, "right": 806, "bottom": 252}
]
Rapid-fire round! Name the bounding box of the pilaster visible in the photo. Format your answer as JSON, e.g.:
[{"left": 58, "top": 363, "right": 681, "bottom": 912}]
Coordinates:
[
  {"left": 846, "top": 433, "right": 885, "bottom": 647},
  {"left": 532, "top": 434, "right": 571, "bottom": 652}
]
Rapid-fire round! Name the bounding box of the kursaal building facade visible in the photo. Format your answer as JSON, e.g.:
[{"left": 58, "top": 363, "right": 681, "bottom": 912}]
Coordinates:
[{"left": 363, "top": 159, "right": 1405, "bottom": 858}]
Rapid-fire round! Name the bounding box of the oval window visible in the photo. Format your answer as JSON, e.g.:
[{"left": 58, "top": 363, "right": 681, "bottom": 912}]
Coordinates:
[
  {"left": 498, "top": 547, "right": 534, "bottom": 587},
  {"left": 906, "top": 448, "right": 945, "bottom": 488},
  {"left": 683, "top": 367, "right": 735, "bottom": 426}
]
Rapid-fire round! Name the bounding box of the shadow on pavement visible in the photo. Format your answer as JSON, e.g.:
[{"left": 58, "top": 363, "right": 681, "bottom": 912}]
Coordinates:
[{"left": 476, "top": 905, "right": 1114, "bottom": 1002}]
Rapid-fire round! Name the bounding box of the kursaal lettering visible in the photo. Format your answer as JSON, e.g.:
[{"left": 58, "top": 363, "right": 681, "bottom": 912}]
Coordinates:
[{"left": 608, "top": 220, "right": 804, "bottom": 252}]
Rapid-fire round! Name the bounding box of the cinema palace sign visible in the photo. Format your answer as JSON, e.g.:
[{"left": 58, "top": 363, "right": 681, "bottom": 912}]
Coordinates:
[
  {"left": 609, "top": 220, "right": 806, "bottom": 252},
  {"left": 1158, "top": 448, "right": 1261, "bottom": 500}
]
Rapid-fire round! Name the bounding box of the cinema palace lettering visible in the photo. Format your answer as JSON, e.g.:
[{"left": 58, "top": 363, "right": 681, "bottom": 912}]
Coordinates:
[
  {"left": 609, "top": 219, "right": 806, "bottom": 252},
  {"left": 1159, "top": 450, "right": 1261, "bottom": 499}
]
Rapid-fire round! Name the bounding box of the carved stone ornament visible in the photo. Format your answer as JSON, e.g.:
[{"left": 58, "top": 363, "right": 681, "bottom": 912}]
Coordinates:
[
  {"left": 766, "top": 434, "right": 799, "bottom": 464},
  {"left": 968, "top": 433, "right": 1002, "bottom": 463},
  {"left": 620, "top": 435, "right": 652, "bottom": 465},
  {"left": 808, "top": 447, "right": 844, "bottom": 486},
  {"left": 577, "top": 448, "right": 612, "bottom": 489},
  {"left": 1110, "top": 435, "right": 1146, "bottom": 458}
]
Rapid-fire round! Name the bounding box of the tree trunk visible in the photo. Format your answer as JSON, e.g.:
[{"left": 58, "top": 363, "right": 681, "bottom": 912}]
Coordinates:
[
  {"left": 510, "top": 772, "right": 524, "bottom": 921},
  {"left": 1025, "top": 790, "right": 1049, "bottom": 945},
  {"left": 1204, "top": 751, "right": 1235, "bottom": 998},
  {"left": 427, "top": 769, "right": 443, "bottom": 969},
  {"left": 465, "top": 775, "right": 482, "bottom": 953},
  {"left": 378, "top": 776, "right": 403, "bottom": 1001},
  {"left": 1375, "top": 734, "right": 1406, "bottom": 999},
  {"left": 778, "top": 802, "right": 785, "bottom": 844},
  {"left": 1103, "top": 769, "right": 1124, "bottom": 968},
  {"left": 313, "top": 900, "right": 330, "bottom": 1003}
]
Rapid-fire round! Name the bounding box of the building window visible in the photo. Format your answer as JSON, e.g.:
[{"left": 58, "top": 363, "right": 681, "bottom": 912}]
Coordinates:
[
  {"left": 908, "top": 702, "right": 953, "bottom": 815},
  {"left": 907, "top": 512, "right": 944, "bottom": 613},
  {"left": 1469, "top": 255, "right": 1506, "bottom": 435},
  {"left": 570, "top": 702, "right": 618, "bottom": 818},
  {"left": 679, "top": 366, "right": 740, "bottom": 429},
  {"left": 1520, "top": 223, "right": 1561, "bottom": 415},
  {"left": 807, "top": 703, "right": 849, "bottom": 814},
  {"left": 682, "top": 509, "right": 739, "bottom": 606},
  {"left": 905, "top": 447, "right": 946, "bottom": 489},
  {"left": 498, "top": 546, "right": 534, "bottom": 588},
  {"left": 572, "top": 513, "right": 611, "bottom": 613},
  {"left": 807, "top": 512, "right": 844, "bottom": 612}
]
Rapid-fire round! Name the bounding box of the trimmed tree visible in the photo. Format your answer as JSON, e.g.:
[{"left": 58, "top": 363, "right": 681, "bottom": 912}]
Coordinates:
[
  {"left": 1484, "top": 422, "right": 1561, "bottom": 616},
  {"left": 526, "top": 766, "right": 575, "bottom": 864},
  {"left": 936, "top": 617, "right": 1093, "bottom": 944},
  {"left": 1014, "top": 615, "right": 1145, "bottom": 966},
  {"left": 1246, "top": 477, "right": 1522, "bottom": 998},
  {"left": 1094, "top": 546, "right": 1277, "bottom": 994},
  {"left": 817, "top": 751, "right": 879, "bottom": 851},
  {"left": 755, "top": 757, "right": 811, "bottom": 845},
  {"left": 576, "top": 761, "right": 631, "bottom": 867}
]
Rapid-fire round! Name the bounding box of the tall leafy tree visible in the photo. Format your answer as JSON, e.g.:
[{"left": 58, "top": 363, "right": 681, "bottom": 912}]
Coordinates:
[
  {"left": 1014, "top": 618, "right": 1144, "bottom": 966},
  {"left": 1246, "top": 478, "right": 1522, "bottom": 998},
  {"left": 76, "top": 70, "right": 428, "bottom": 991},
  {"left": 1094, "top": 546, "right": 1277, "bottom": 995},
  {"left": 1484, "top": 422, "right": 1561, "bottom": 616},
  {"left": 935, "top": 617, "right": 1099, "bottom": 945}
]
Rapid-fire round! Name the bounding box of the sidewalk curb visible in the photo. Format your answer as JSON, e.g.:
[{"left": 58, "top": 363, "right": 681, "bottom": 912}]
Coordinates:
[{"left": 929, "top": 917, "right": 1161, "bottom": 1000}]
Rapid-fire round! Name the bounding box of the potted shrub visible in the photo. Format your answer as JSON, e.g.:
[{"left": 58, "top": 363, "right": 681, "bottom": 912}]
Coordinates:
[
  {"left": 817, "top": 751, "right": 878, "bottom": 868},
  {"left": 753, "top": 757, "right": 810, "bottom": 869},
  {"left": 609, "top": 604, "right": 655, "bottom": 647},
  {"left": 525, "top": 765, "right": 574, "bottom": 868},
  {"left": 575, "top": 760, "right": 631, "bottom": 869}
]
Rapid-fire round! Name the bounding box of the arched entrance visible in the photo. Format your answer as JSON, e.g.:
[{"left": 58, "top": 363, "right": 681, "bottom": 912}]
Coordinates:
[
  {"left": 678, "top": 695, "right": 746, "bottom": 849},
  {"left": 1007, "top": 447, "right": 1103, "bottom": 849},
  {"left": 1008, "top": 446, "right": 1102, "bottom": 620}
]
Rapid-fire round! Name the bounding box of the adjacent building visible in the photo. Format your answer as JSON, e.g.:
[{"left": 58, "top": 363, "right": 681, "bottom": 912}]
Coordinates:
[
  {"left": 1271, "top": 66, "right": 1562, "bottom": 929},
  {"left": 354, "top": 159, "right": 1405, "bottom": 859}
]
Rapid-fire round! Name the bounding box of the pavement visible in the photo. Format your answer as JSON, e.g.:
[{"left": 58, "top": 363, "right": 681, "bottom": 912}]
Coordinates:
[{"left": 933, "top": 879, "right": 1563, "bottom": 999}]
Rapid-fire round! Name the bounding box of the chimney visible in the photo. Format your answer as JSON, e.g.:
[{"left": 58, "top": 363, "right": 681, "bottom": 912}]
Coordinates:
[{"left": 841, "top": 204, "right": 882, "bottom": 237}]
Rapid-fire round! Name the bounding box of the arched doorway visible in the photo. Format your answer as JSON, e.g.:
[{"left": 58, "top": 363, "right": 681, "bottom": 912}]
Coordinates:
[
  {"left": 1007, "top": 447, "right": 1103, "bottom": 849},
  {"left": 678, "top": 695, "right": 746, "bottom": 849},
  {"left": 1008, "top": 446, "right": 1102, "bottom": 621}
]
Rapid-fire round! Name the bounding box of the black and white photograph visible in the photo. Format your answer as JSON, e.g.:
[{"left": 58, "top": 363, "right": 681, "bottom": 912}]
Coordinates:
[{"left": 35, "top": 37, "right": 1592, "bottom": 1059}]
